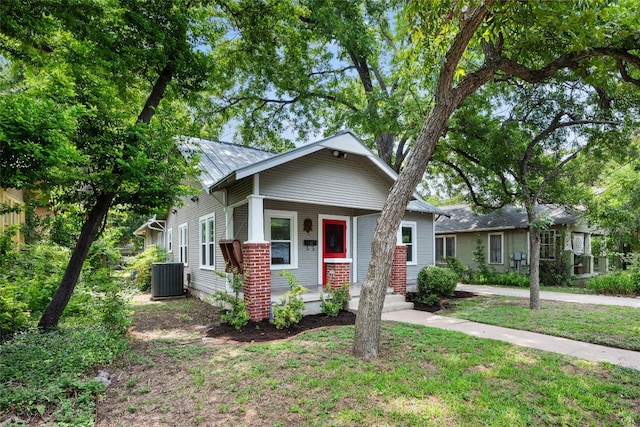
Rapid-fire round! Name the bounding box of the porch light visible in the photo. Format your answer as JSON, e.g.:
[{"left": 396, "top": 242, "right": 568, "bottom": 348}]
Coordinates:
[{"left": 332, "top": 150, "right": 347, "bottom": 158}]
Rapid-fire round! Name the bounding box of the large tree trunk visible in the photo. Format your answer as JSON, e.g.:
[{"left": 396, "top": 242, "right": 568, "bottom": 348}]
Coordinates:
[
  {"left": 352, "top": 1, "right": 496, "bottom": 359},
  {"left": 38, "top": 192, "right": 115, "bottom": 329},
  {"left": 353, "top": 107, "right": 453, "bottom": 359}
]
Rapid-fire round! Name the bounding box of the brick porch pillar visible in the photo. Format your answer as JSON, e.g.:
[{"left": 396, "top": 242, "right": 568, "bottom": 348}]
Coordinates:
[
  {"left": 242, "top": 243, "right": 271, "bottom": 321},
  {"left": 325, "top": 261, "right": 351, "bottom": 291},
  {"left": 391, "top": 245, "right": 407, "bottom": 295}
]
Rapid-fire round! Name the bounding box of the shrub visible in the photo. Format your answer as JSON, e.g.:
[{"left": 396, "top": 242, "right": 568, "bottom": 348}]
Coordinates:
[
  {"left": 417, "top": 265, "right": 458, "bottom": 306},
  {"left": 443, "top": 256, "right": 469, "bottom": 281},
  {"left": 272, "top": 271, "right": 306, "bottom": 329},
  {"left": 586, "top": 272, "right": 639, "bottom": 296},
  {"left": 471, "top": 270, "right": 530, "bottom": 287},
  {"left": 129, "top": 246, "right": 166, "bottom": 291},
  {"left": 320, "top": 283, "right": 350, "bottom": 316},
  {"left": 211, "top": 269, "right": 250, "bottom": 331}
]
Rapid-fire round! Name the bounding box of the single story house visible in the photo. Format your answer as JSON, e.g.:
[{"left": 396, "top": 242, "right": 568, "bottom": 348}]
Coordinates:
[
  {"left": 135, "top": 130, "right": 446, "bottom": 320},
  {"left": 435, "top": 204, "right": 607, "bottom": 276}
]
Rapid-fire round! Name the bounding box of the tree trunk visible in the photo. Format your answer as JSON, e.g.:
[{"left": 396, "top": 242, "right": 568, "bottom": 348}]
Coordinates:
[
  {"left": 37, "top": 60, "right": 174, "bottom": 330},
  {"left": 353, "top": 107, "right": 452, "bottom": 359},
  {"left": 529, "top": 227, "right": 542, "bottom": 310},
  {"left": 38, "top": 192, "right": 115, "bottom": 329}
]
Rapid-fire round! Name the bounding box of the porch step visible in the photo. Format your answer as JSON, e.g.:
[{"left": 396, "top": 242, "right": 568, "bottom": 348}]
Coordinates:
[{"left": 348, "top": 292, "right": 413, "bottom": 313}]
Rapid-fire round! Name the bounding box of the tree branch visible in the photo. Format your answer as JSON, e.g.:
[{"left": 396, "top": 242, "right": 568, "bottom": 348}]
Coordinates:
[{"left": 441, "top": 159, "right": 505, "bottom": 210}]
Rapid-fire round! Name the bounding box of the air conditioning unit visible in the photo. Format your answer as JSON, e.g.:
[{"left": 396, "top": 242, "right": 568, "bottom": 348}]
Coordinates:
[{"left": 151, "top": 262, "right": 186, "bottom": 300}]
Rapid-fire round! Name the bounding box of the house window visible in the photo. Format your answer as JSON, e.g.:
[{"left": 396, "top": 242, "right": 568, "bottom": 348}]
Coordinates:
[
  {"left": 166, "top": 228, "right": 173, "bottom": 253},
  {"left": 199, "top": 214, "right": 215, "bottom": 269},
  {"left": 178, "top": 223, "right": 188, "bottom": 265},
  {"left": 488, "top": 233, "right": 503, "bottom": 264},
  {"left": 399, "top": 221, "right": 417, "bottom": 265},
  {"left": 540, "top": 230, "right": 556, "bottom": 260},
  {"left": 265, "top": 210, "right": 297, "bottom": 269},
  {"left": 435, "top": 235, "right": 455, "bottom": 263}
]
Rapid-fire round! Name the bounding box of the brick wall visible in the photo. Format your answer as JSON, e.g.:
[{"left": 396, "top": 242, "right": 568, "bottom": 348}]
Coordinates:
[
  {"left": 242, "top": 243, "right": 271, "bottom": 321},
  {"left": 325, "top": 262, "right": 351, "bottom": 291},
  {"left": 391, "top": 245, "right": 407, "bottom": 295}
]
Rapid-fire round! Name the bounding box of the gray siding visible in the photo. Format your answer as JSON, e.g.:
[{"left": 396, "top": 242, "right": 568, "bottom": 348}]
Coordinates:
[
  {"left": 260, "top": 150, "right": 391, "bottom": 210},
  {"left": 356, "top": 212, "right": 435, "bottom": 284},
  {"left": 167, "top": 191, "right": 228, "bottom": 295},
  {"left": 232, "top": 203, "right": 249, "bottom": 242},
  {"left": 265, "top": 200, "right": 354, "bottom": 291},
  {"left": 228, "top": 177, "right": 253, "bottom": 206}
]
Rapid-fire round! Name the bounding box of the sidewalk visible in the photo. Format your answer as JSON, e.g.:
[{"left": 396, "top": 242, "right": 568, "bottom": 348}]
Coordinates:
[{"left": 381, "top": 285, "right": 640, "bottom": 371}]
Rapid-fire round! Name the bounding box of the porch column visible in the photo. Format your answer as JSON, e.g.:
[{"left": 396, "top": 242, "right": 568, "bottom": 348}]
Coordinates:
[
  {"left": 244, "top": 192, "right": 271, "bottom": 321},
  {"left": 325, "top": 260, "right": 351, "bottom": 290},
  {"left": 247, "top": 194, "right": 266, "bottom": 243},
  {"left": 242, "top": 242, "right": 271, "bottom": 321},
  {"left": 391, "top": 245, "right": 407, "bottom": 295}
]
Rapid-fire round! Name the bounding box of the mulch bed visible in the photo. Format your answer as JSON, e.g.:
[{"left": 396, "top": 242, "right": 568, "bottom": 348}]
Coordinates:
[
  {"left": 205, "top": 291, "right": 477, "bottom": 343},
  {"left": 206, "top": 311, "right": 356, "bottom": 342}
]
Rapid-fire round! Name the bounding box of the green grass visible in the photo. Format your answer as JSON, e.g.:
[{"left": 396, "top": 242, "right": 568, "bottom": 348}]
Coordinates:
[
  {"left": 0, "top": 325, "right": 127, "bottom": 425},
  {"left": 112, "top": 324, "right": 640, "bottom": 426},
  {"left": 441, "top": 295, "right": 640, "bottom": 350}
]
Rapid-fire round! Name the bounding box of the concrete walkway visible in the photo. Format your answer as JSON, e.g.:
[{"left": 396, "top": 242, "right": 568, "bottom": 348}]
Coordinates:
[{"left": 381, "top": 285, "right": 640, "bottom": 371}]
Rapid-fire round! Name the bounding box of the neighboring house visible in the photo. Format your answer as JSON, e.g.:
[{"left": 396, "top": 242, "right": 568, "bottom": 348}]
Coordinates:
[
  {"left": 1, "top": 188, "right": 25, "bottom": 246},
  {"left": 135, "top": 130, "right": 446, "bottom": 320},
  {"left": 435, "top": 204, "right": 607, "bottom": 276}
]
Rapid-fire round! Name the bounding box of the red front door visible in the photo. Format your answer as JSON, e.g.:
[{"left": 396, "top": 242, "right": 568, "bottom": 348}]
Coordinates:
[{"left": 322, "top": 219, "right": 347, "bottom": 285}]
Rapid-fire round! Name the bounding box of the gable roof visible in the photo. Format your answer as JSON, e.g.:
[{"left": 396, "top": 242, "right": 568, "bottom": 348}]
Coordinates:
[
  {"left": 180, "top": 130, "right": 447, "bottom": 215},
  {"left": 435, "top": 204, "right": 581, "bottom": 234}
]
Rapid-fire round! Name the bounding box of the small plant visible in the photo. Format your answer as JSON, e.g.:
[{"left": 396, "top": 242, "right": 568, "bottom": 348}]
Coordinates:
[
  {"left": 416, "top": 265, "right": 458, "bottom": 306},
  {"left": 271, "top": 271, "right": 306, "bottom": 329},
  {"left": 211, "top": 268, "right": 250, "bottom": 330},
  {"left": 320, "top": 283, "right": 350, "bottom": 316},
  {"left": 443, "top": 256, "right": 469, "bottom": 280},
  {"left": 472, "top": 236, "right": 490, "bottom": 276}
]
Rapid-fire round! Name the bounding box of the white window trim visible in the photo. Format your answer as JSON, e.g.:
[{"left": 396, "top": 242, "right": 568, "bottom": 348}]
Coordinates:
[
  {"left": 398, "top": 221, "right": 418, "bottom": 266},
  {"left": 199, "top": 213, "right": 216, "bottom": 270},
  {"left": 436, "top": 235, "right": 456, "bottom": 263},
  {"left": 265, "top": 209, "right": 298, "bottom": 270},
  {"left": 488, "top": 232, "right": 504, "bottom": 264},
  {"left": 178, "top": 223, "right": 188, "bottom": 266},
  {"left": 166, "top": 228, "right": 173, "bottom": 253}
]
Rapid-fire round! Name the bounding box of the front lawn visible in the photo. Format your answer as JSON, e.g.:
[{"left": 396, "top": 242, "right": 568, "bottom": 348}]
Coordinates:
[
  {"left": 441, "top": 295, "right": 640, "bottom": 351},
  {"left": 94, "top": 297, "right": 640, "bottom": 426}
]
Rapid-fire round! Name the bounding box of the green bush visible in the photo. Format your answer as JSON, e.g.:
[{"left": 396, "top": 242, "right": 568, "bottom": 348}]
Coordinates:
[
  {"left": 586, "top": 272, "right": 640, "bottom": 296},
  {"left": 320, "top": 283, "right": 350, "bottom": 317},
  {"left": 443, "top": 256, "right": 467, "bottom": 277},
  {"left": 417, "top": 265, "right": 458, "bottom": 306},
  {"left": 471, "top": 270, "right": 530, "bottom": 287},
  {"left": 129, "top": 245, "right": 166, "bottom": 291},
  {"left": 211, "top": 269, "right": 250, "bottom": 330},
  {"left": 272, "top": 271, "right": 306, "bottom": 329},
  {"left": 539, "top": 256, "right": 572, "bottom": 287}
]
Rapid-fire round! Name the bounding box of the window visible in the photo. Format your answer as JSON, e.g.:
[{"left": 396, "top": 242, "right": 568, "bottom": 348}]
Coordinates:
[
  {"left": 488, "top": 233, "right": 503, "bottom": 264},
  {"left": 166, "top": 228, "right": 173, "bottom": 253},
  {"left": 265, "top": 210, "right": 297, "bottom": 269},
  {"left": 178, "top": 223, "right": 188, "bottom": 265},
  {"left": 540, "top": 230, "right": 556, "bottom": 260},
  {"left": 199, "top": 214, "right": 215, "bottom": 269},
  {"left": 435, "top": 235, "right": 455, "bottom": 263},
  {"left": 399, "top": 221, "right": 417, "bottom": 265}
]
